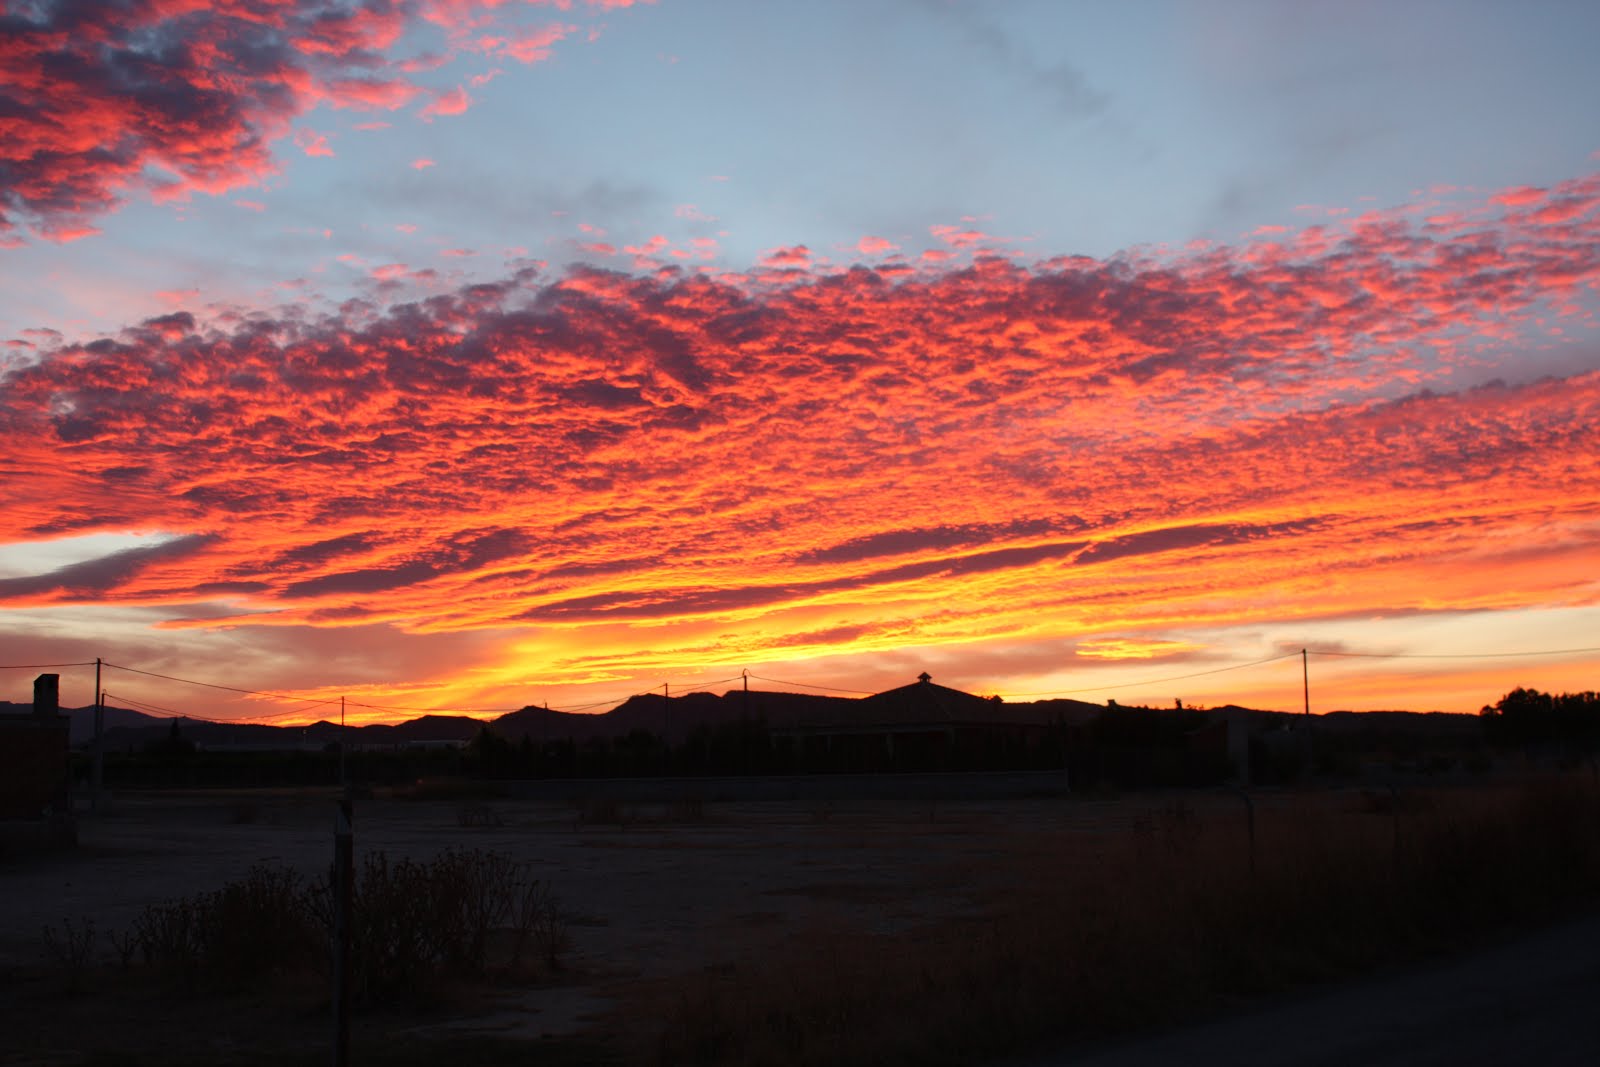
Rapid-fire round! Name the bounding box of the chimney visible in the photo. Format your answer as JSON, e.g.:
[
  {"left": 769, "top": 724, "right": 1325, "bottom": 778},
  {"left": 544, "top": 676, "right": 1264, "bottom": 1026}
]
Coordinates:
[{"left": 33, "top": 673, "right": 61, "bottom": 718}]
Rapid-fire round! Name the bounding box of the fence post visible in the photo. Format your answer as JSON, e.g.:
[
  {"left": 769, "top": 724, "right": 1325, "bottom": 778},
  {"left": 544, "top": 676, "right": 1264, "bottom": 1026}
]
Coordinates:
[
  {"left": 1233, "top": 786, "right": 1257, "bottom": 876},
  {"left": 333, "top": 792, "right": 352, "bottom": 1067}
]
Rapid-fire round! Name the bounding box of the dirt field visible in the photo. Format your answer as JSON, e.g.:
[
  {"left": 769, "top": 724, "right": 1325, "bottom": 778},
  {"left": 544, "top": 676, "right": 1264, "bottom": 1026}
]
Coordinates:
[
  {"left": 3, "top": 778, "right": 1595, "bottom": 1065},
  {"left": 0, "top": 776, "right": 1166, "bottom": 1060}
]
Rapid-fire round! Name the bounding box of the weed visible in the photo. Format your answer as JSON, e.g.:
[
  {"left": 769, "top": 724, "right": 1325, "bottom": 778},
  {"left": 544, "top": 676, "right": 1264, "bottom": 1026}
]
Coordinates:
[
  {"left": 576, "top": 796, "right": 629, "bottom": 829},
  {"left": 105, "top": 848, "right": 567, "bottom": 1007},
  {"left": 457, "top": 803, "right": 504, "bottom": 827},
  {"left": 41, "top": 917, "right": 97, "bottom": 994}
]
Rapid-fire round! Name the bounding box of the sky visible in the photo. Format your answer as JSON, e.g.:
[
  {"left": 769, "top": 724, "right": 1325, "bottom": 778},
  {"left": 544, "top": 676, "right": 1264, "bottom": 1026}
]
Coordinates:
[{"left": 2, "top": 0, "right": 1598, "bottom": 725}]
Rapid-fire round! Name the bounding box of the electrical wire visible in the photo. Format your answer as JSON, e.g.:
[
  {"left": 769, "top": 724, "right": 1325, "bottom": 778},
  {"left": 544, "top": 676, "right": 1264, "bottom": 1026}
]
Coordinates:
[
  {"left": 105, "top": 690, "right": 340, "bottom": 723},
  {"left": 0, "top": 661, "right": 97, "bottom": 669},
  {"left": 1000, "top": 652, "right": 1302, "bottom": 699},
  {"left": 1310, "top": 646, "right": 1600, "bottom": 660},
  {"left": 746, "top": 673, "right": 876, "bottom": 695},
  {"left": 100, "top": 661, "right": 344, "bottom": 704}
]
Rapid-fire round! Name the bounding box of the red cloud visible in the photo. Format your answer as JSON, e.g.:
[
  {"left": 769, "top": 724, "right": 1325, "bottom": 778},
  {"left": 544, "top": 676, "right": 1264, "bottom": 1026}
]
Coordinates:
[
  {"left": 0, "top": 0, "right": 616, "bottom": 244},
  {"left": 419, "top": 85, "right": 473, "bottom": 121},
  {"left": 292, "top": 129, "right": 335, "bottom": 158},
  {"left": 484, "top": 23, "right": 575, "bottom": 63},
  {"left": 761, "top": 245, "right": 813, "bottom": 268},
  {"left": 930, "top": 224, "right": 989, "bottom": 249},
  {"left": 1492, "top": 186, "right": 1548, "bottom": 207},
  {"left": 1, "top": 175, "right": 1597, "bottom": 697}
]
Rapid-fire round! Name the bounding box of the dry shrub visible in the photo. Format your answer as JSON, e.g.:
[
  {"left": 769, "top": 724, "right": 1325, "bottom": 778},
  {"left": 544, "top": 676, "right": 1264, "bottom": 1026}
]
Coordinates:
[
  {"left": 457, "top": 803, "right": 504, "bottom": 827},
  {"left": 111, "top": 848, "right": 567, "bottom": 1006},
  {"left": 576, "top": 795, "right": 630, "bottom": 828},
  {"left": 40, "top": 917, "right": 97, "bottom": 994},
  {"left": 342, "top": 847, "right": 568, "bottom": 1003}
]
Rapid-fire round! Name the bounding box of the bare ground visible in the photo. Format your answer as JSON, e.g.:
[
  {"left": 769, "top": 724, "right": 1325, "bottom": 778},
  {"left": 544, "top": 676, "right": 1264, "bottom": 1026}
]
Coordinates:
[{"left": 2, "top": 780, "right": 1594, "bottom": 1065}]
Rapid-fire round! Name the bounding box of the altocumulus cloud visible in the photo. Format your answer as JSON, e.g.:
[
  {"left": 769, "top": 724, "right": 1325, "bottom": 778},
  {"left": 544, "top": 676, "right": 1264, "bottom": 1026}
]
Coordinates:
[
  {"left": 0, "top": 176, "right": 1597, "bottom": 662},
  {"left": 0, "top": 0, "right": 618, "bottom": 244}
]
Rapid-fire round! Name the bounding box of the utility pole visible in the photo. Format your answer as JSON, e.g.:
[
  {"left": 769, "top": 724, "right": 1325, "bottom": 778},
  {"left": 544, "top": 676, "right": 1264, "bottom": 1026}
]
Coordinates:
[
  {"left": 339, "top": 694, "right": 347, "bottom": 789},
  {"left": 1302, "top": 648, "right": 1315, "bottom": 774},
  {"left": 92, "top": 658, "right": 103, "bottom": 814},
  {"left": 332, "top": 693, "right": 352, "bottom": 1067}
]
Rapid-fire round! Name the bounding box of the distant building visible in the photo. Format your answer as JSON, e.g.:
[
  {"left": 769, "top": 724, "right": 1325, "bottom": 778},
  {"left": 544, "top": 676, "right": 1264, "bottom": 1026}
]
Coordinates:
[
  {"left": 771, "top": 672, "right": 1052, "bottom": 769},
  {"left": 0, "top": 674, "right": 72, "bottom": 822}
]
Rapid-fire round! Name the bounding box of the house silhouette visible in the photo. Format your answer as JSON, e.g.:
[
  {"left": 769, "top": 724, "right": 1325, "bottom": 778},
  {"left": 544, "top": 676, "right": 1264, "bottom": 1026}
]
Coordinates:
[{"left": 772, "top": 672, "right": 1049, "bottom": 770}]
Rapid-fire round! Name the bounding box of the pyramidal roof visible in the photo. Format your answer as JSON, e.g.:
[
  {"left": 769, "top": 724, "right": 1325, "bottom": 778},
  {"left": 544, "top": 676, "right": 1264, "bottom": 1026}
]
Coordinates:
[{"left": 856, "top": 672, "right": 999, "bottom": 724}]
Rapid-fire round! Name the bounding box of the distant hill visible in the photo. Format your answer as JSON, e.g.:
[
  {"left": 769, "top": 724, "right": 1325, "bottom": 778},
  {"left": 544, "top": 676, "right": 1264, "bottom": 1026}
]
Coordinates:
[
  {"left": 3, "top": 690, "right": 1483, "bottom": 754},
  {"left": 0, "top": 701, "right": 164, "bottom": 746}
]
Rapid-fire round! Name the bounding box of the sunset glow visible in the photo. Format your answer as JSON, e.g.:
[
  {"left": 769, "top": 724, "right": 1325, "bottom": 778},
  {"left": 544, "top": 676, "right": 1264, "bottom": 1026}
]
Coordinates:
[{"left": 2, "top": 1, "right": 1597, "bottom": 723}]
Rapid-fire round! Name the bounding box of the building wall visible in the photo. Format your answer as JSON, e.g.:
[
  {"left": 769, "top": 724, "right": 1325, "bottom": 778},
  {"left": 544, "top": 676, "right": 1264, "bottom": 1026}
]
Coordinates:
[{"left": 0, "top": 718, "right": 71, "bottom": 819}]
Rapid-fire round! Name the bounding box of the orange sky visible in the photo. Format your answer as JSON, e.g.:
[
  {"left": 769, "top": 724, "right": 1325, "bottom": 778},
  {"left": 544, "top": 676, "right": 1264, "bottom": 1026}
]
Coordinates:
[{"left": 2, "top": 172, "right": 1598, "bottom": 723}]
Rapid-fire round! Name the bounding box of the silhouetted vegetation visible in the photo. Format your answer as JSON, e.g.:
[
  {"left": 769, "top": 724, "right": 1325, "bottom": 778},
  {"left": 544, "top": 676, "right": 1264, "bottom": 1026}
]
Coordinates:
[
  {"left": 1480, "top": 687, "right": 1600, "bottom": 750},
  {"left": 48, "top": 849, "right": 567, "bottom": 1006},
  {"left": 76, "top": 684, "right": 1600, "bottom": 793}
]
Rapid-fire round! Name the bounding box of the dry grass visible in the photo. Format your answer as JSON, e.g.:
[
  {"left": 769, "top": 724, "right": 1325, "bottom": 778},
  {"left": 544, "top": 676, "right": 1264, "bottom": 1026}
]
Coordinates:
[{"left": 647, "top": 776, "right": 1600, "bottom": 1067}]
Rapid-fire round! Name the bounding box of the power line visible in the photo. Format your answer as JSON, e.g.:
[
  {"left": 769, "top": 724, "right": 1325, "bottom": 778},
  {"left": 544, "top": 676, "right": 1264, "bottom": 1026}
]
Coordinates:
[
  {"left": 673, "top": 674, "right": 746, "bottom": 694},
  {"left": 0, "top": 661, "right": 97, "bottom": 670},
  {"left": 746, "top": 673, "right": 876, "bottom": 695},
  {"left": 544, "top": 697, "right": 622, "bottom": 712},
  {"left": 1310, "top": 646, "right": 1600, "bottom": 660},
  {"left": 342, "top": 698, "right": 518, "bottom": 715},
  {"left": 105, "top": 692, "right": 240, "bottom": 723},
  {"left": 100, "top": 661, "right": 349, "bottom": 705},
  {"left": 105, "top": 690, "right": 340, "bottom": 723},
  {"left": 1001, "top": 652, "right": 1302, "bottom": 699}
]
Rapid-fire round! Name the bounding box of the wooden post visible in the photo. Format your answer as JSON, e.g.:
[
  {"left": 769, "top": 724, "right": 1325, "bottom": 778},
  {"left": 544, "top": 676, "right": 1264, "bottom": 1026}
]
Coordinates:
[
  {"left": 332, "top": 791, "right": 353, "bottom": 1067},
  {"left": 92, "top": 659, "right": 104, "bottom": 813}
]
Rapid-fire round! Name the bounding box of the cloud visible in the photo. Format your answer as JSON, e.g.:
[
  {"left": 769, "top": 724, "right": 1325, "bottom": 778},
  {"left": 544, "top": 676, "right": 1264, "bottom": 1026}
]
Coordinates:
[
  {"left": 856, "top": 236, "right": 898, "bottom": 256},
  {"left": 293, "top": 129, "right": 336, "bottom": 158},
  {"left": 916, "top": 0, "right": 1107, "bottom": 119},
  {"left": 482, "top": 23, "right": 576, "bottom": 64},
  {"left": 0, "top": 0, "right": 625, "bottom": 244},
  {"left": 0, "top": 175, "right": 1597, "bottom": 686},
  {"left": 419, "top": 85, "right": 473, "bottom": 121},
  {"left": 760, "top": 245, "right": 812, "bottom": 268},
  {"left": 0, "top": 534, "right": 217, "bottom": 602}
]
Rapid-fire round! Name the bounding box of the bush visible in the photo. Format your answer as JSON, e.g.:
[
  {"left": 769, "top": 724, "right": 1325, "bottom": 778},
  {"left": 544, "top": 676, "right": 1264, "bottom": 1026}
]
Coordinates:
[
  {"left": 40, "top": 917, "right": 97, "bottom": 994},
  {"left": 114, "top": 848, "right": 566, "bottom": 1005}
]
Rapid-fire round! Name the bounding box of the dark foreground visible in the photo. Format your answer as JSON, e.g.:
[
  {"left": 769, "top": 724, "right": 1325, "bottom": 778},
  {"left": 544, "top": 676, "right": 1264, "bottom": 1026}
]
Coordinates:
[{"left": 1011, "top": 914, "right": 1600, "bottom": 1067}]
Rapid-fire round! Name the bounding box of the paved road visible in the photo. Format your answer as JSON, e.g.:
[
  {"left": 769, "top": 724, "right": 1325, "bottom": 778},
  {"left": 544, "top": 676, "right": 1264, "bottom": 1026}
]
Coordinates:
[{"left": 1005, "top": 914, "right": 1600, "bottom": 1066}]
